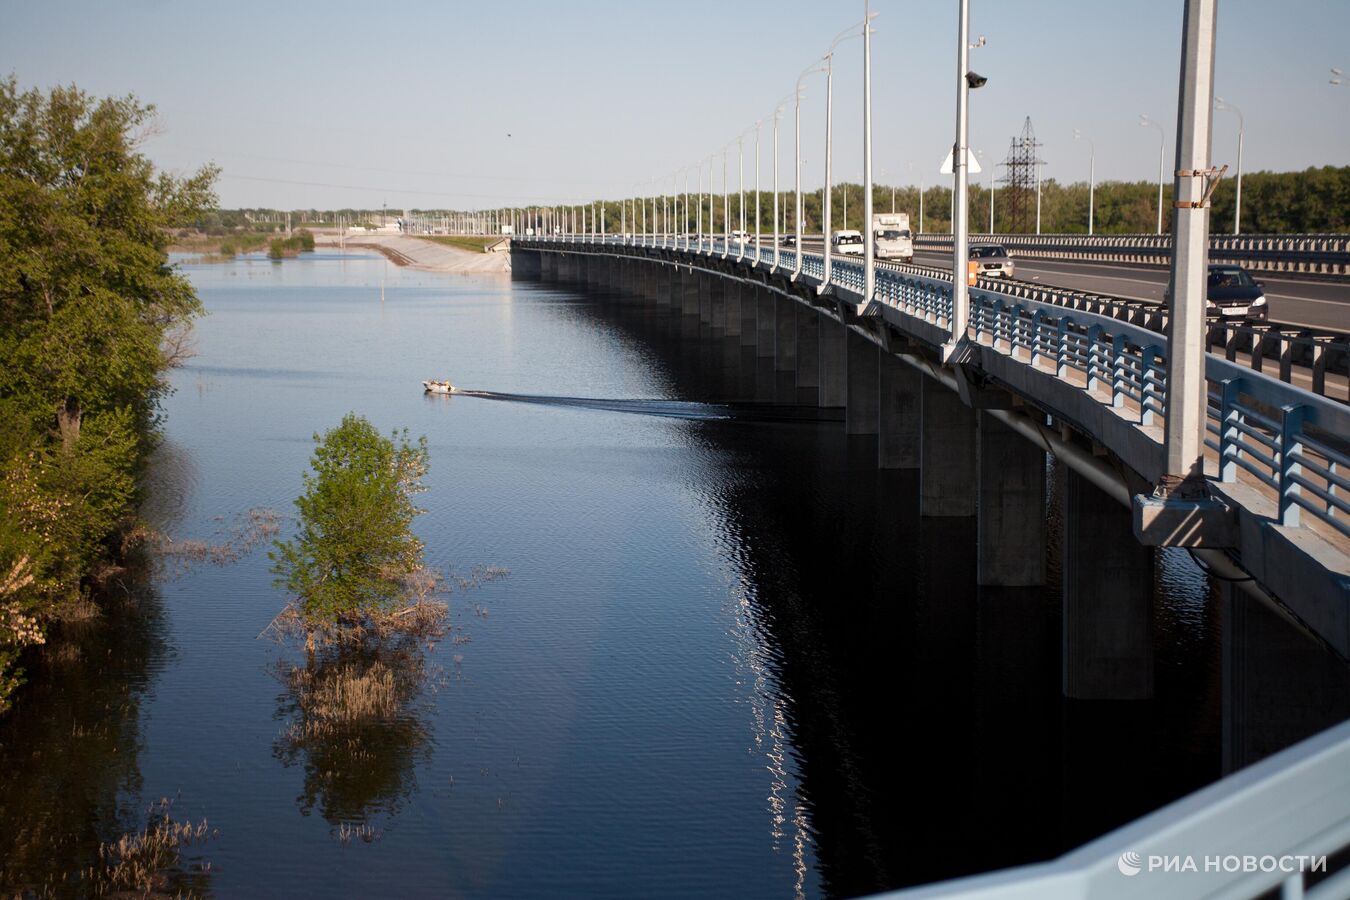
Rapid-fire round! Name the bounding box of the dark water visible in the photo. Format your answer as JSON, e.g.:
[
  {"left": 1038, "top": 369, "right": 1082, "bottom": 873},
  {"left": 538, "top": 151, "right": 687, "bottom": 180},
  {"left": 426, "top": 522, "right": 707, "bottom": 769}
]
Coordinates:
[{"left": 0, "top": 248, "right": 1331, "bottom": 897}]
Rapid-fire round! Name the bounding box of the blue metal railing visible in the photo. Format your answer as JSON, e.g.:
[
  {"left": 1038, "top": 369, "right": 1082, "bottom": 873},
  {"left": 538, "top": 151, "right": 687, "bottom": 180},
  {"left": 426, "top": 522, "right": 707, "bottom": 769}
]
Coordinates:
[{"left": 526, "top": 236, "right": 1350, "bottom": 544}]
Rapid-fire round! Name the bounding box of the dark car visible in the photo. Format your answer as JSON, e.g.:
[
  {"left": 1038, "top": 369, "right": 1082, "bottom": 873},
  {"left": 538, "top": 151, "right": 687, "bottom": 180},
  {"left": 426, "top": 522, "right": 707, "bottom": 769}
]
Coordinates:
[
  {"left": 1165, "top": 264, "right": 1269, "bottom": 322},
  {"left": 781, "top": 234, "right": 797, "bottom": 247}
]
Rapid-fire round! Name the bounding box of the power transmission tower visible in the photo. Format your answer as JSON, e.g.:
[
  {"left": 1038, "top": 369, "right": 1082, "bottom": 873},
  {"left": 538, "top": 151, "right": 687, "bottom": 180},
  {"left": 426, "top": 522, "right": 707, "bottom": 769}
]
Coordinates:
[{"left": 998, "top": 117, "right": 1043, "bottom": 234}]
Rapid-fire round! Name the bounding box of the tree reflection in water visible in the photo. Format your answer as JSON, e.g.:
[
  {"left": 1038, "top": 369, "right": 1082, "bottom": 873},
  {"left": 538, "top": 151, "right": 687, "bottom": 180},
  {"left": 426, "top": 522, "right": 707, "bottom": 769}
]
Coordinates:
[{"left": 271, "top": 629, "right": 441, "bottom": 834}]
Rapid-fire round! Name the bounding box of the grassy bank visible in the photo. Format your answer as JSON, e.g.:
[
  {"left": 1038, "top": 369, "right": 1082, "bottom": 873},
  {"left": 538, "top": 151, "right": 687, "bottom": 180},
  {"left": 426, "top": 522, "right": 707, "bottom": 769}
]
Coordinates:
[{"left": 419, "top": 235, "right": 501, "bottom": 254}]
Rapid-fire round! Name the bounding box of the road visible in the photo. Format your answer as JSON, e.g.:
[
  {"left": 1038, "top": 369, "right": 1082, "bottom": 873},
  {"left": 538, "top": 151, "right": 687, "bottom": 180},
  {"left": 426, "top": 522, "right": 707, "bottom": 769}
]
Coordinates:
[
  {"left": 771, "top": 237, "right": 1348, "bottom": 331},
  {"left": 908, "top": 250, "right": 1350, "bottom": 332}
]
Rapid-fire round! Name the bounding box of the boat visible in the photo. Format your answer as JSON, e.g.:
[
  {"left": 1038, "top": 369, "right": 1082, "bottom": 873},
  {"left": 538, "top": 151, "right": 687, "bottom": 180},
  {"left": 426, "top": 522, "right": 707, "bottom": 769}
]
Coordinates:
[{"left": 423, "top": 380, "right": 459, "bottom": 394}]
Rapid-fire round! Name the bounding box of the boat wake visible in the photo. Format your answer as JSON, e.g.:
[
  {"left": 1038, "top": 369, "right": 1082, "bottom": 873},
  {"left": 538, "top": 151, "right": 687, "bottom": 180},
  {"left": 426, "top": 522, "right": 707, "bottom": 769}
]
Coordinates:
[{"left": 444, "top": 391, "right": 842, "bottom": 423}]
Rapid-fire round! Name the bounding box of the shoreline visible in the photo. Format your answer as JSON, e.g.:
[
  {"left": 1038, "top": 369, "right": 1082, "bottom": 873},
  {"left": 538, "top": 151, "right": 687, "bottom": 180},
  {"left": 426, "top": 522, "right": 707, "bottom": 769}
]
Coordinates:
[{"left": 318, "top": 233, "right": 511, "bottom": 275}]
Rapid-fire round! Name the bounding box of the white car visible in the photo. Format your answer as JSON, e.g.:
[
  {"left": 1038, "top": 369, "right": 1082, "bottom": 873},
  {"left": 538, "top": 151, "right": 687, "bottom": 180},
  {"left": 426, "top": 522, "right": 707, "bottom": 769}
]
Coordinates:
[{"left": 831, "top": 229, "right": 864, "bottom": 256}]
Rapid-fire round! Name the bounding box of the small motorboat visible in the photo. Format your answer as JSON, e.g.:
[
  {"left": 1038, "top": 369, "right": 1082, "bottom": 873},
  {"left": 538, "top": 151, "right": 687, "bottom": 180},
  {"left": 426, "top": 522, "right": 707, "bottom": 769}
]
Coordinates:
[{"left": 423, "top": 380, "right": 459, "bottom": 395}]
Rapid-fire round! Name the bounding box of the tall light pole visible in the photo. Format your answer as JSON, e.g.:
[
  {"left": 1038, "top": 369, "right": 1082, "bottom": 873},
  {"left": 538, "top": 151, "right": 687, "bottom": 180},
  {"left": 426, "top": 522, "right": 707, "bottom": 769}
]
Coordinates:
[
  {"left": 773, "top": 104, "right": 782, "bottom": 272},
  {"left": 737, "top": 133, "right": 746, "bottom": 262},
  {"left": 862, "top": 2, "right": 876, "bottom": 306},
  {"left": 1162, "top": 0, "right": 1218, "bottom": 495},
  {"left": 793, "top": 63, "right": 819, "bottom": 281},
  {"left": 946, "top": 0, "right": 976, "bottom": 361},
  {"left": 1140, "top": 114, "right": 1166, "bottom": 234},
  {"left": 1074, "top": 128, "right": 1096, "bottom": 235},
  {"left": 722, "top": 145, "right": 730, "bottom": 259},
  {"left": 755, "top": 119, "right": 763, "bottom": 263},
  {"left": 707, "top": 156, "right": 715, "bottom": 253},
  {"left": 818, "top": 20, "right": 865, "bottom": 293},
  {"left": 1214, "top": 96, "right": 1244, "bottom": 235}
]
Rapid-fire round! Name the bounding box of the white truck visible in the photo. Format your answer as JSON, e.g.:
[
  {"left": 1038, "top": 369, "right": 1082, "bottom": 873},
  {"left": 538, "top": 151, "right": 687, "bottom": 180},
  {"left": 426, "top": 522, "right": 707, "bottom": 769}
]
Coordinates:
[{"left": 872, "top": 213, "right": 914, "bottom": 263}]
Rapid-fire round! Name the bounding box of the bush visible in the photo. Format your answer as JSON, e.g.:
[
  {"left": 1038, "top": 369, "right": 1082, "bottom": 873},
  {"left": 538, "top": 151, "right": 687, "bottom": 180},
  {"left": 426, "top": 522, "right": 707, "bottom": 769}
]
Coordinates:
[{"left": 269, "top": 415, "right": 429, "bottom": 640}]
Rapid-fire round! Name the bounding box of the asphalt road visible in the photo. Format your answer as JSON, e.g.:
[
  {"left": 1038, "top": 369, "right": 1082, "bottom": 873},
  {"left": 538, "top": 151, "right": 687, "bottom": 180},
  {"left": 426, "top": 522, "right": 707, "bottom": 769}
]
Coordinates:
[
  {"left": 707, "top": 238, "right": 1347, "bottom": 332},
  {"left": 908, "top": 250, "right": 1350, "bottom": 332}
]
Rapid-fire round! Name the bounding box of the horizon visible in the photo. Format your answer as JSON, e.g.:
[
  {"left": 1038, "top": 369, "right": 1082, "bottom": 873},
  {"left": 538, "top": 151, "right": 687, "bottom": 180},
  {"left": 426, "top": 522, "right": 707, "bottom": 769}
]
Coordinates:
[{"left": 3, "top": 0, "right": 1347, "bottom": 210}]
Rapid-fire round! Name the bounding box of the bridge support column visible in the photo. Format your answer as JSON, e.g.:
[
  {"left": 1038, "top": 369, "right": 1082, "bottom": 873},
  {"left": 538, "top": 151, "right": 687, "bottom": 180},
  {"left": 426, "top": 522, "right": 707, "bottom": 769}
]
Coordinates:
[
  {"left": 723, "top": 280, "right": 742, "bottom": 338},
  {"left": 710, "top": 279, "right": 726, "bottom": 333},
  {"left": 738, "top": 283, "right": 757, "bottom": 347},
  {"left": 977, "top": 413, "right": 1046, "bottom": 586},
  {"left": 540, "top": 252, "right": 556, "bottom": 281},
  {"left": 1062, "top": 468, "right": 1153, "bottom": 700},
  {"left": 795, "top": 306, "right": 820, "bottom": 404},
  {"left": 655, "top": 266, "right": 673, "bottom": 307},
  {"left": 846, "top": 330, "right": 879, "bottom": 435},
  {"left": 919, "top": 380, "right": 976, "bottom": 516},
  {"left": 818, "top": 319, "right": 847, "bottom": 408},
  {"left": 681, "top": 269, "right": 700, "bottom": 316},
  {"left": 755, "top": 288, "right": 775, "bottom": 358},
  {"left": 774, "top": 295, "right": 797, "bottom": 373},
  {"left": 1222, "top": 585, "right": 1350, "bottom": 773},
  {"left": 878, "top": 353, "right": 920, "bottom": 468},
  {"left": 698, "top": 275, "right": 713, "bottom": 324}
]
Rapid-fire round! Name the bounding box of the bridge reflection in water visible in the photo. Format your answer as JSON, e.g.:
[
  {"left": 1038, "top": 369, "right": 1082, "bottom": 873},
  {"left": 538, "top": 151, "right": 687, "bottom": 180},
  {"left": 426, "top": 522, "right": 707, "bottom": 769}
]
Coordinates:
[{"left": 508, "top": 250, "right": 1348, "bottom": 896}]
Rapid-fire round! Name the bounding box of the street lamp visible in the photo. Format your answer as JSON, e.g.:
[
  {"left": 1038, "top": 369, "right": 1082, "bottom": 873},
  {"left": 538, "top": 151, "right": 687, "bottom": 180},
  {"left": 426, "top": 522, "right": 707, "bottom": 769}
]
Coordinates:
[
  {"left": 793, "top": 61, "right": 823, "bottom": 281},
  {"left": 946, "top": 0, "right": 979, "bottom": 361},
  {"left": 1214, "top": 96, "right": 1244, "bottom": 235},
  {"left": 773, "top": 102, "right": 784, "bottom": 272},
  {"left": 1140, "top": 113, "right": 1166, "bottom": 234},
  {"left": 1074, "top": 128, "right": 1096, "bottom": 235}
]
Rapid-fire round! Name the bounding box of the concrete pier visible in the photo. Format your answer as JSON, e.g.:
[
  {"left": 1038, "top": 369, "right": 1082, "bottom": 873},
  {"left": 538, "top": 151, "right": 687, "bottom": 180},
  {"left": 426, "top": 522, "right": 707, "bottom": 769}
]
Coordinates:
[
  {"left": 919, "top": 379, "right": 977, "bottom": 516},
  {"left": 756, "top": 289, "right": 775, "bottom": 359},
  {"left": 1062, "top": 468, "right": 1153, "bottom": 700},
  {"left": 878, "top": 353, "right": 921, "bottom": 468},
  {"left": 846, "top": 330, "right": 880, "bottom": 435},
  {"left": 977, "top": 413, "right": 1047, "bottom": 586},
  {"left": 774, "top": 295, "right": 797, "bottom": 373},
  {"left": 818, "top": 317, "right": 847, "bottom": 408}
]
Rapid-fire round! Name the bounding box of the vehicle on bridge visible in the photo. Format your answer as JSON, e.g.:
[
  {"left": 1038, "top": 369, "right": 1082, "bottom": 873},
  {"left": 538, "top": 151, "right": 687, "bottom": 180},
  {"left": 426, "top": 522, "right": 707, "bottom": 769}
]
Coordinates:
[
  {"left": 831, "top": 229, "right": 864, "bottom": 256},
  {"left": 1164, "top": 264, "right": 1269, "bottom": 323},
  {"left": 969, "top": 243, "right": 1016, "bottom": 278},
  {"left": 872, "top": 213, "right": 914, "bottom": 262}
]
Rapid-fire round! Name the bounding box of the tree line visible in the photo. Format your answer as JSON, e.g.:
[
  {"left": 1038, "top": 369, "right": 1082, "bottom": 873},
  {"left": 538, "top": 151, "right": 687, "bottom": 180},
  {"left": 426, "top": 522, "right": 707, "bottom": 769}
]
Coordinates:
[{"left": 0, "top": 78, "right": 217, "bottom": 711}]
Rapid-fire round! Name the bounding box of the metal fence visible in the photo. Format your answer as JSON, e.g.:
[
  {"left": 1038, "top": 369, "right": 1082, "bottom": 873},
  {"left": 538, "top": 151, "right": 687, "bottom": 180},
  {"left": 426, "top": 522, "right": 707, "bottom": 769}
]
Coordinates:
[
  {"left": 913, "top": 232, "right": 1350, "bottom": 276},
  {"left": 528, "top": 235, "right": 1350, "bottom": 545}
]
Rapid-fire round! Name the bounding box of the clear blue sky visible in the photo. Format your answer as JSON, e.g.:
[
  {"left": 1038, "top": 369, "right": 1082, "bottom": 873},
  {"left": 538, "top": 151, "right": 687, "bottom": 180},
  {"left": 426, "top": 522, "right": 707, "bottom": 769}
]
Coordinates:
[{"left": 3, "top": 0, "right": 1347, "bottom": 210}]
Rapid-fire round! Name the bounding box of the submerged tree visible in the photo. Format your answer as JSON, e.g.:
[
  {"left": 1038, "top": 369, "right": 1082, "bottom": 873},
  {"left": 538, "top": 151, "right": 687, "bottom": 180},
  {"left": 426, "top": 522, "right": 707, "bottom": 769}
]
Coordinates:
[{"left": 269, "top": 414, "right": 431, "bottom": 649}]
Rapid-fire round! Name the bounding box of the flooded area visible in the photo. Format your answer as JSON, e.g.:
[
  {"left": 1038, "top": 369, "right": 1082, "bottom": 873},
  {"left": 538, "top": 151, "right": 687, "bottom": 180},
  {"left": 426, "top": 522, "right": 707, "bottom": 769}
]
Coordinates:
[{"left": 0, "top": 248, "right": 1329, "bottom": 898}]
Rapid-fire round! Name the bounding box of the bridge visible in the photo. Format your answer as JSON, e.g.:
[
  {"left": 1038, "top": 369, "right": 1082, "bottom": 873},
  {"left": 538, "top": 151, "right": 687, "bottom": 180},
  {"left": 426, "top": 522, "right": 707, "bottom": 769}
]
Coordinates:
[{"left": 477, "top": 0, "right": 1350, "bottom": 893}]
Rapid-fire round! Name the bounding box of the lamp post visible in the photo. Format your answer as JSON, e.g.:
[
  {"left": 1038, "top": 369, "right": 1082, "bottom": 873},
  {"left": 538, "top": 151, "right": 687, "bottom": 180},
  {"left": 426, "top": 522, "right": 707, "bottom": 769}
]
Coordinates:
[
  {"left": 862, "top": 2, "right": 876, "bottom": 306},
  {"left": 1140, "top": 114, "right": 1166, "bottom": 234},
  {"left": 722, "top": 145, "right": 730, "bottom": 259},
  {"left": 946, "top": 0, "right": 976, "bottom": 360},
  {"left": 707, "top": 156, "right": 715, "bottom": 254},
  {"left": 755, "top": 120, "right": 763, "bottom": 263},
  {"left": 817, "top": 21, "right": 865, "bottom": 293},
  {"left": 773, "top": 104, "right": 782, "bottom": 272},
  {"left": 1074, "top": 128, "right": 1096, "bottom": 235},
  {"left": 737, "top": 132, "right": 746, "bottom": 262},
  {"left": 1214, "top": 96, "right": 1244, "bottom": 235},
  {"left": 793, "top": 64, "right": 819, "bottom": 281}
]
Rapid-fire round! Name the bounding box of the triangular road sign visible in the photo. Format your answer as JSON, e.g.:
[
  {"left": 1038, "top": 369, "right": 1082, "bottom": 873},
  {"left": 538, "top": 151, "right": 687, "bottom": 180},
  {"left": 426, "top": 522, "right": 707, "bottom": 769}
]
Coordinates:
[{"left": 939, "top": 147, "right": 982, "bottom": 174}]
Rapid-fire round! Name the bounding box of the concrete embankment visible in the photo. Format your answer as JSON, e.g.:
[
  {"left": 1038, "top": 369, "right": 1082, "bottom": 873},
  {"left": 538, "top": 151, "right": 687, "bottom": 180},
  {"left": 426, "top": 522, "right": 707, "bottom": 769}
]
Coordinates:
[{"left": 321, "top": 234, "right": 511, "bottom": 275}]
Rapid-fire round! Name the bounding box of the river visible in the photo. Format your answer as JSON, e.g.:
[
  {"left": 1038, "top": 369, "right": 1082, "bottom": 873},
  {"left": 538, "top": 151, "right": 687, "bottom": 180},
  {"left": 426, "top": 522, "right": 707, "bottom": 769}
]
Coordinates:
[{"left": 0, "top": 247, "right": 1248, "bottom": 897}]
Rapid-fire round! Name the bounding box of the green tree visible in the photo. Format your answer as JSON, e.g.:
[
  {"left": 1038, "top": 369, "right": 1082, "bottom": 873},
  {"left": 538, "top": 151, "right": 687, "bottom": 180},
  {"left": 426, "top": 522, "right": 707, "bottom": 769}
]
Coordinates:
[
  {"left": 270, "top": 415, "right": 429, "bottom": 644},
  {"left": 0, "top": 77, "right": 217, "bottom": 711}
]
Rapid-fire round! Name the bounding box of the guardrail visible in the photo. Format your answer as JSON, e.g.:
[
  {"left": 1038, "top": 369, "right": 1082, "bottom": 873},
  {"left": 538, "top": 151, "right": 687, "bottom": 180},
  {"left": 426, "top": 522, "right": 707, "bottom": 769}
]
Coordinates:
[
  {"left": 913, "top": 232, "right": 1350, "bottom": 276},
  {"left": 524, "top": 235, "right": 1350, "bottom": 545}
]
